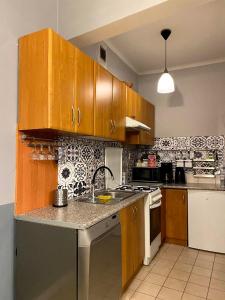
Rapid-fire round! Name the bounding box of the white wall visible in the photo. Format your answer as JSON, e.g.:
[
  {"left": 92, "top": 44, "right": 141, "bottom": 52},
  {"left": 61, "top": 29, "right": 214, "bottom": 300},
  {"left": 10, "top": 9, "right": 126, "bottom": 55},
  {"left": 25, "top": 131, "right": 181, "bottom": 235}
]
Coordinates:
[
  {"left": 138, "top": 63, "right": 225, "bottom": 137},
  {"left": 58, "top": 0, "right": 165, "bottom": 39},
  {"left": 0, "top": 2, "right": 58, "bottom": 299},
  {"left": 82, "top": 42, "right": 138, "bottom": 90},
  {"left": 0, "top": 0, "right": 58, "bottom": 206}
]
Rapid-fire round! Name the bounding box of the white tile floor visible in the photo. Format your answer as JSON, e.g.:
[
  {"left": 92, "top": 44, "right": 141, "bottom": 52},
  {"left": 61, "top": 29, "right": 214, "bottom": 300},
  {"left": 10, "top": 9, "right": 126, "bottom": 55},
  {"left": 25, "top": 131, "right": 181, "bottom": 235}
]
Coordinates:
[{"left": 121, "top": 243, "right": 225, "bottom": 300}]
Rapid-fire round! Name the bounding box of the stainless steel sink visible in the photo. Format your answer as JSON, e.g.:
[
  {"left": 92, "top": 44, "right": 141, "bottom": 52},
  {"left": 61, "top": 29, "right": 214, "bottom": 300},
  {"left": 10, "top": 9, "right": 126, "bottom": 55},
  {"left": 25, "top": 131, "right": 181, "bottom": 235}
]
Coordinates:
[{"left": 76, "top": 190, "right": 137, "bottom": 205}]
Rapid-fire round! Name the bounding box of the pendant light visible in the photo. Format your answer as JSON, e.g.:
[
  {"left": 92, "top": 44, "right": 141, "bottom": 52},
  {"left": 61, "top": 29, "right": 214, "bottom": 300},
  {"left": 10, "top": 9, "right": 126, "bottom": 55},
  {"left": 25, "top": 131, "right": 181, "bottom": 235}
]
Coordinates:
[{"left": 157, "top": 29, "right": 175, "bottom": 94}]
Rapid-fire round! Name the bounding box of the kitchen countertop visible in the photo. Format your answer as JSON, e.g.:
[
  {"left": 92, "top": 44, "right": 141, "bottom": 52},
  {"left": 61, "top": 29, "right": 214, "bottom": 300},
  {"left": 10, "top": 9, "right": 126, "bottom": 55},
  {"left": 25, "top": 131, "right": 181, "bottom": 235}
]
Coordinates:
[
  {"left": 15, "top": 192, "right": 146, "bottom": 230},
  {"left": 162, "top": 183, "right": 225, "bottom": 191}
]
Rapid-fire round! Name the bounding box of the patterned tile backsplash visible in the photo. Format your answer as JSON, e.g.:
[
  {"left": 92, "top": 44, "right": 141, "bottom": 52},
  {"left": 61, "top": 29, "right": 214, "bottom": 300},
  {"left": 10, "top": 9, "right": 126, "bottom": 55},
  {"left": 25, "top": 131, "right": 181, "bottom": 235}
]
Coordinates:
[
  {"left": 152, "top": 136, "right": 224, "bottom": 151},
  {"left": 138, "top": 135, "right": 225, "bottom": 178},
  {"left": 58, "top": 137, "right": 137, "bottom": 199},
  {"left": 58, "top": 135, "right": 225, "bottom": 198}
]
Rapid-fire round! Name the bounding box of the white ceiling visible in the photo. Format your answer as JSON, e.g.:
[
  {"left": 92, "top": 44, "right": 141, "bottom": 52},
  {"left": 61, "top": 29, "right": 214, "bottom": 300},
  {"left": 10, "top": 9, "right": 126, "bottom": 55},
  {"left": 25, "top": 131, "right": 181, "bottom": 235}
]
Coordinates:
[{"left": 105, "top": 0, "right": 225, "bottom": 74}]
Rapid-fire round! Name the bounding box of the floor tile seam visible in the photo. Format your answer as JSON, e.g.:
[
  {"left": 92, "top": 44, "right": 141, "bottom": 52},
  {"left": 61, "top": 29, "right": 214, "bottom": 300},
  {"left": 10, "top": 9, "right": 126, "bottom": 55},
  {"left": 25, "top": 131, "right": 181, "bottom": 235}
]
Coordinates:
[
  {"left": 133, "top": 288, "right": 159, "bottom": 298},
  {"left": 134, "top": 278, "right": 144, "bottom": 292},
  {"left": 129, "top": 289, "right": 135, "bottom": 299},
  {"left": 206, "top": 252, "right": 216, "bottom": 299},
  {"left": 156, "top": 245, "right": 184, "bottom": 298},
  {"left": 181, "top": 247, "right": 200, "bottom": 299}
]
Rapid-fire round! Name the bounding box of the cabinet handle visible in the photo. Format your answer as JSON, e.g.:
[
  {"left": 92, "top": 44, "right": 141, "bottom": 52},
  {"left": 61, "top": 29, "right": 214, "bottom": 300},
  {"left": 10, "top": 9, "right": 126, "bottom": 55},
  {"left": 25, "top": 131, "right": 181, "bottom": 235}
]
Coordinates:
[
  {"left": 78, "top": 107, "right": 81, "bottom": 127},
  {"left": 134, "top": 206, "right": 138, "bottom": 216},
  {"left": 110, "top": 120, "right": 114, "bottom": 133},
  {"left": 113, "top": 120, "right": 116, "bottom": 132},
  {"left": 72, "top": 105, "right": 75, "bottom": 126},
  {"left": 132, "top": 206, "right": 137, "bottom": 218}
]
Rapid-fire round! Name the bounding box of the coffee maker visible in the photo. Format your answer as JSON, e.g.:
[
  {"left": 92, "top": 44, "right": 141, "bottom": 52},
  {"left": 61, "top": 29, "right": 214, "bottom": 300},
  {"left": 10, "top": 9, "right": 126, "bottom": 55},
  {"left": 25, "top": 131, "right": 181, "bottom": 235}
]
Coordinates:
[
  {"left": 160, "top": 162, "right": 173, "bottom": 183},
  {"left": 175, "top": 167, "right": 186, "bottom": 184}
]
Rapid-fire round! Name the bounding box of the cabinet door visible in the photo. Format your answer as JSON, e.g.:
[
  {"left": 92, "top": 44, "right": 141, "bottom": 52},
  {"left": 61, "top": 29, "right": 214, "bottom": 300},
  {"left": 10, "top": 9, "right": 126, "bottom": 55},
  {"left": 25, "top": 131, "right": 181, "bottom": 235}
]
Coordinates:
[
  {"left": 147, "top": 102, "right": 155, "bottom": 144},
  {"left": 50, "top": 30, "right": 75, "bottom": 132},
  {"left": 120, "top": 204, "right": 135, "bottom": 289},
  {"left": 19, "top": 29, "right": 49, "bottom": 129},
  {"left": 94, "top": 64, "right": 113, "bottom": 138},
  {"left": 161, "top": 189, "right": 166, "bottom": 243},
  {"left": 120, "top": 198, "right": 145, "bottom": 290},
  {"left": 75, "top": 48, "right": 94, "bottom": 135},
  {"left": 133, "top": 198, "right": 144, "bottom": 271},
  {"left": 112, "top": 78, "right": 125, "bottom": 141},
  {"left": 126, "top": 87, "right": 141, "bottom": 121},
  {"left": 18, "top": 29, "right": 75, "bottom": 132},
  {"left": 165, "top": 189, "right": 188, "bottom": 245}
]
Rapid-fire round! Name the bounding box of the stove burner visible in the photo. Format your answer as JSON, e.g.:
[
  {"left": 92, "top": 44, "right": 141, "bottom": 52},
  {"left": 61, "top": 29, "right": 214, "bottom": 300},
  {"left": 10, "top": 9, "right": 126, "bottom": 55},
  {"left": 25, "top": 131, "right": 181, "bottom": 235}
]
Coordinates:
[
  {"left": 133, "top": 186, "right": 157, "bottom": 192},
  {"left": 116, "top": 185, "right": 158, "bottom": 193},
  {"left": 115, "top": 185, "right": 133, "bottom": 191}
]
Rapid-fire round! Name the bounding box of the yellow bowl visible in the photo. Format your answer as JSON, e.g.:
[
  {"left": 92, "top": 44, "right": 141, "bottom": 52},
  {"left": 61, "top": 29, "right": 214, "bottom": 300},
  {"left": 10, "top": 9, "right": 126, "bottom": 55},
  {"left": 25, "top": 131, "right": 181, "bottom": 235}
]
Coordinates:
[{"left": 97, "top": 195, "right": 112, "bottom": 203}]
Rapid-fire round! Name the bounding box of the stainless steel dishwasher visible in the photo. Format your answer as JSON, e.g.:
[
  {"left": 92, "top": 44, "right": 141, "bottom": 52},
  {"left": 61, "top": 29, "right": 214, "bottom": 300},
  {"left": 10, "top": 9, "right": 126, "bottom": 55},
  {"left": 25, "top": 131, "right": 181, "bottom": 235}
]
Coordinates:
[{"left": 78, "top": 213, "right": 122, "bottom": 300}]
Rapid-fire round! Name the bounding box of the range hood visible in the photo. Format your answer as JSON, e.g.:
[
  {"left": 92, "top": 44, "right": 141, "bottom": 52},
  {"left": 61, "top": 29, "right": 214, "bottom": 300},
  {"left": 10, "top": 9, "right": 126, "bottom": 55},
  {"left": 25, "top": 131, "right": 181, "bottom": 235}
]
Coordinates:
[{"left": 125, "top": 117, "right": 151, "bottom": 132}]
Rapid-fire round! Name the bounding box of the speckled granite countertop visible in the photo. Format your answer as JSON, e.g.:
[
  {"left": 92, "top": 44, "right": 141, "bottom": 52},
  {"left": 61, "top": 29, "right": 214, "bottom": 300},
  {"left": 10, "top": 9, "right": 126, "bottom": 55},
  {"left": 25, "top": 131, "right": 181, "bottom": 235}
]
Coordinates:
[
  {"left": 162, "top": 183, "right": 225, "bottom": 191},
  {"left": 15, "top": 192, "right": 146, "bottom": 230}
]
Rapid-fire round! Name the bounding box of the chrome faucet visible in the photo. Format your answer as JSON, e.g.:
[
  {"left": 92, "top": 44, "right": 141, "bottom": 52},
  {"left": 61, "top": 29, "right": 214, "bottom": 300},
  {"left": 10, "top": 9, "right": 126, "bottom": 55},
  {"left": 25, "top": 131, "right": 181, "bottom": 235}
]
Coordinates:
[{"left": 91, "top": 166, "right": 114, "bottom": 201}]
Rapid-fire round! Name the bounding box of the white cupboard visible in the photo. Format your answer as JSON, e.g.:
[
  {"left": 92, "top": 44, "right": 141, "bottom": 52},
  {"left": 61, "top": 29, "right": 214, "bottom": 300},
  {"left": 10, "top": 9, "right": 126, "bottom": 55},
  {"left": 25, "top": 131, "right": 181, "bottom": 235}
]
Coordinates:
[{"left": 188, "top": 189, "right": 225, "bottom": 253}]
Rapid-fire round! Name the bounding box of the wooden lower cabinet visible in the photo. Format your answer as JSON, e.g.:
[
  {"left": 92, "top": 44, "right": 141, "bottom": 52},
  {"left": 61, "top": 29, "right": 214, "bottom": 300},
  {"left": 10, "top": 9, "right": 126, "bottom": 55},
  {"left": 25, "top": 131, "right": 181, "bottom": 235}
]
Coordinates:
[
  {"left": 165, "top": 189, "right": 188, "bottom": 246},
  {"left": 120, "top": 198, "right": 144, "bottom": 290},
  {"left": 161, "top": 188, "right": 166, "bottom": 244}
]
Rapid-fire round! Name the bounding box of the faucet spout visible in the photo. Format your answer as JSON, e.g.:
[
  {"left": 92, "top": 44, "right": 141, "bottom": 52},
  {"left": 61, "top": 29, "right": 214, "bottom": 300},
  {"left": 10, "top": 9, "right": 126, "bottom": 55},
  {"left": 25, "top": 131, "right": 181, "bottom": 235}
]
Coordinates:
[
  {"left": 91, "top": 166, "right": 114, "bottom": 185},
  {"left": 91, "top": 166, "right": 114, "bottom": 201}
]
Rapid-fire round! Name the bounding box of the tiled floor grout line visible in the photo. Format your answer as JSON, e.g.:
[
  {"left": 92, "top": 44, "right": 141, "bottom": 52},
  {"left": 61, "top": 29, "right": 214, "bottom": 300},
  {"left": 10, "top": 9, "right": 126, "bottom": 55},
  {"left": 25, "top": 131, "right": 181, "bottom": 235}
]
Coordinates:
[
  {"left": 129, "top": 256, "right": 162, "bottom": 298},
  {"left": 155, "top": 245, "right": 185, "bottom": 299},
  {"left": 124, "top": 246, "right": 225, "bottom": 300},
  {"left": 181, "top": 248, "right": 200, "bottom": 299},
  {"left": 206, "top": 252, "right": 216, "bottom": 299}
]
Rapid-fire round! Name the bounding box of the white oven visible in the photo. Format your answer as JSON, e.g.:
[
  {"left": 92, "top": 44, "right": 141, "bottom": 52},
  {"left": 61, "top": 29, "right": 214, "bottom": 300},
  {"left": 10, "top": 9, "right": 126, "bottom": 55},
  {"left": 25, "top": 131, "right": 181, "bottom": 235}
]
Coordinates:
[{"left": 144, "top": 189, "right": 162, "bottom": 265}]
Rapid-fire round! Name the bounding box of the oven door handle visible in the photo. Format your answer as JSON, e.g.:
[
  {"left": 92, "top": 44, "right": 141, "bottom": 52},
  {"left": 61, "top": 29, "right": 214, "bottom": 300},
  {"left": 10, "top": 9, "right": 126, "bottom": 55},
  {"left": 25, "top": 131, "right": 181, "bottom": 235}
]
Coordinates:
[
  {"left": 151, "top": 194, "right": 162, "bottom": 202},
  {"left": 150, "top": 199, "right": 162, "bottom": 209}
]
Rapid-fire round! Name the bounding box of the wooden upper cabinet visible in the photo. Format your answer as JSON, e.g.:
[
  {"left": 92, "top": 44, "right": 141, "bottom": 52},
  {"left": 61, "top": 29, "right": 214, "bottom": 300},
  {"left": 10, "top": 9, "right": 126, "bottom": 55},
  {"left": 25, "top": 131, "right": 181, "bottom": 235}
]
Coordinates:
[
  {"left": 125, "top": 85, "right": 155, "bottom": 146},
  {"left": 94, "top": 63, "right": 113, "bottom": 138},
  {"left": 165, "top": 189, "right": 188, "bottom": 246},
  {"left": 18, "top": 28, "right": 75, "bottom": 132},
  {"left": 51, "top": 31, "right": 75, "bottom": 131},
  {"left": 94, "top": 64, "right": 125, "bottom": 141},
  {"left": 75, "top": 48, "right": 94, "bottom": 135},
  {"left": 126, "top": 86, "right": 141, "bottom": 121},
  {"left": 112, "top": 78, "right": 125, "bottom": 141},
  {"left": 18, "top": 28, "right": 94, "bottom": 136},
  {"left": 139, "top": 100, "right": 155, "bottom": 145}
]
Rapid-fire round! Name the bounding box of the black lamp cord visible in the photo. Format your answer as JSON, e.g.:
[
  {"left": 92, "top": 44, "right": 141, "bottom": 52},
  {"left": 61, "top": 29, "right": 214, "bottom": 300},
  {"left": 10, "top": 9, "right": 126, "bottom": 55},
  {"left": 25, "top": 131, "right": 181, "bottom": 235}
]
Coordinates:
[{"left": 164, "top": 39, "right": 168, "bottom": 72}]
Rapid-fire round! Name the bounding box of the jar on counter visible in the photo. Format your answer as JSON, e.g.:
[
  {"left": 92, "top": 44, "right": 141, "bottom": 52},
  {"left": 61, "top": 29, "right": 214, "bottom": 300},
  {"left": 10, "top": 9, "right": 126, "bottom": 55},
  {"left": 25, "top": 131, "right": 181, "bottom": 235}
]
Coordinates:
[{"left": 142, "top": 159, "right": 148, "bottom": 167}]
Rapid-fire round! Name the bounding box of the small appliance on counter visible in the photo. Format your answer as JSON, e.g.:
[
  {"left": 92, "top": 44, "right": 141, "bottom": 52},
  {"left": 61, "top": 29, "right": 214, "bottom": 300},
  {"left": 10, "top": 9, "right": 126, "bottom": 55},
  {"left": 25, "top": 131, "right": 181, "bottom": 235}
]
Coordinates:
[
  {"left": 175, "top": 167, "right": 186, "bottom": 184},
  {"left": 53, "top": 189, "right": 68, "bottom": 207},
  {"left": 160, "top": 162, "right": 173, "bottom": 183},
  {"left": 132, "top": 167, "right": 161, "bottom": 183}
]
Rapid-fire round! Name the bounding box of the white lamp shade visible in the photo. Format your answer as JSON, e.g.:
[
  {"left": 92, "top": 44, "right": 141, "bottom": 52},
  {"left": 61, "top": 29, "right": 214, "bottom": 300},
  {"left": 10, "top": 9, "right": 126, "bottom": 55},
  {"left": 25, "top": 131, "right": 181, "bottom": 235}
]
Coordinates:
[{"left": 157, "top": 72, "right": 175, "bottom": 94}]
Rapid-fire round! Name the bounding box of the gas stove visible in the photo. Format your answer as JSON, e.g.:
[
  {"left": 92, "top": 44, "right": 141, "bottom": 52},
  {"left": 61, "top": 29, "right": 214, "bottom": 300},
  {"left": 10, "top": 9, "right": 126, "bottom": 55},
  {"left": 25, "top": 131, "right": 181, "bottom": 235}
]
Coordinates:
[{"left": 116, "top": 184, "right": 159, "bottom": 193}]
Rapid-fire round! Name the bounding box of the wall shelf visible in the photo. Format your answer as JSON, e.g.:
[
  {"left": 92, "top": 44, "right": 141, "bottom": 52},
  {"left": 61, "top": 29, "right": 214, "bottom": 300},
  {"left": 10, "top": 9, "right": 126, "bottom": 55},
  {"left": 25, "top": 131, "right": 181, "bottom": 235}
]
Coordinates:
[
  {"left": 193, "top": 174, "right": 215, "bottom": 178},
  {"left": 193, "top": 167, "right": 215, "bottom": 170}
]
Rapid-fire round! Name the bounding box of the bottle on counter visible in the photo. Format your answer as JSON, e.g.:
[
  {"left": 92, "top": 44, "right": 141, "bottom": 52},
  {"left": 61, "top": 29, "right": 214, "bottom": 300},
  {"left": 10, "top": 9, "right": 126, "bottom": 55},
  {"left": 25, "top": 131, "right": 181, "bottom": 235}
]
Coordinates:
[{"left": 122, "top": 172, "right": 126, "bottom": 185}]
